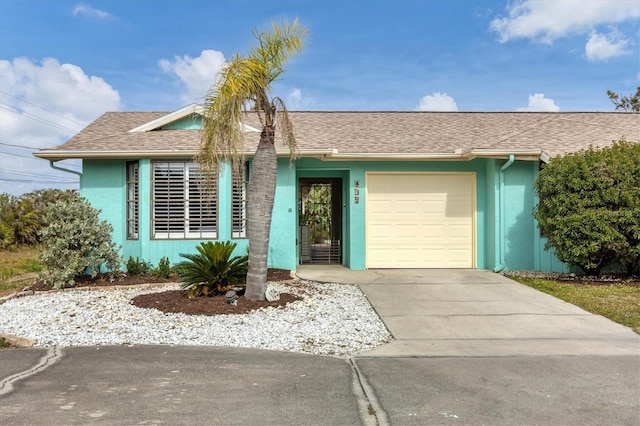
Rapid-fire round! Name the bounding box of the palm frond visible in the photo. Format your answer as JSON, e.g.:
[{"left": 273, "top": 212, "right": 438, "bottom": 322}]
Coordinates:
[
  {"left": 271, "top": 97, "right": 299, "bottom": 161},
  {"left": 199, "top": 18, "right": 307, "bottom": 174}
]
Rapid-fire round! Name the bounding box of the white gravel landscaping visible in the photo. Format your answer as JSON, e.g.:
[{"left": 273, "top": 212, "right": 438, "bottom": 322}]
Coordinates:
[{"left": 0, "top": 280, "right": 392, "bottom": 358}]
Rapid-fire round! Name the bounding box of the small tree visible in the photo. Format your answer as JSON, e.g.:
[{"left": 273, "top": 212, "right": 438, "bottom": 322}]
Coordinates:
[
  {"left": 607, "top": 87, "right": 640, "bottom": 112},
  {"left": 199, "top": 19, "right": 307, "bottom": 300},
  {"left": 534, "top": 139, "right": 640, "bottom": 275},
  {"left": 40, "top": 197, "right": 121, "bottom": 288}
]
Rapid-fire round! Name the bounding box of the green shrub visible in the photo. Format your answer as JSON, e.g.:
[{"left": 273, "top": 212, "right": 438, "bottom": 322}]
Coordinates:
[
  {"left": 0, "top": 189, "right": 79, "bottom": 249},
  {"left": 39, "top": 197, "right": 121, "bottom": 288},
  {"left": 154, "top": 256, "right": 172, "bottom": 279},
  {"left": 126, "top": 257, "right": 152, "bottom": 276},
  {"left": 175, "top": 241, "right": 248, "bottom": 298},
  {"left": 0, "top": 221, "right": 15, "bottom": 250},
  {"left": 534, "top": 138, "right": 640, "bottom": 275}
]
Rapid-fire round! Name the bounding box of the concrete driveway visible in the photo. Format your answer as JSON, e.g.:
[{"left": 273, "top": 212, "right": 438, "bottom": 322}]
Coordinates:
[
  {"left": 297, "top": 266, "right": 640, "bottom": 357},
  {"left": 298, "top": 267, "right": 640, "bottom": 425},
  {"left": 1, "top": 268, "right": 639, "bottom": 425}
]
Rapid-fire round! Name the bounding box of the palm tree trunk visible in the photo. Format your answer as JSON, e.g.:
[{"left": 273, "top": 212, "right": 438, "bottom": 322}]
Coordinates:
[{"left": 245, "top": 127, "right": 277, "bottom": 300}]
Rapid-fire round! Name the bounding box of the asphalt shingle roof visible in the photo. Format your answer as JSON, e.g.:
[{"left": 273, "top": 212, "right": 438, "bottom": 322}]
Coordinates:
[{"left": 38, "top": 110, "right": 639, "bottom": 160}]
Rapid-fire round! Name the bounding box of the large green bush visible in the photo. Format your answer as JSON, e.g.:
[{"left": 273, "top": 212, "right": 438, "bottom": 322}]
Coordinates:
[
  {"left": 534, "top": 138, "right": 640, "bottom": 275},
  {"left": 0, "top": 189, "right": 78, "bottom": 249},
  {"left": 39, "top": 197, "right": 121, "bottom": 288}
]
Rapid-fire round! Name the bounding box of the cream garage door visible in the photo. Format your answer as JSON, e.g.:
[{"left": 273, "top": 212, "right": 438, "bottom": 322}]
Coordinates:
[{"left": 366, "top": 173, "right": 475, "bottom": 268}]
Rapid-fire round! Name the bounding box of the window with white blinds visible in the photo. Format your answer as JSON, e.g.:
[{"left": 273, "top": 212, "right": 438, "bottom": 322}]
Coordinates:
[
  {"left": 151, "top": 161, "right": 217, "bottom": 239},
  {"left": 232, "top": 162, "right": 249, "bottom": 238},
  {"left": 126, "top": 161, "right": 139, "bottom": 240}
]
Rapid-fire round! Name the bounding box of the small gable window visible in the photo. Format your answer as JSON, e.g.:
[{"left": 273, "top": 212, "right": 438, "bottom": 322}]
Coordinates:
[
  {"left": 151, "top": 161, "right": 217, "bottom": 239},
  {"left": 126, "top": 161, "right": 139, "bottom": 240}
]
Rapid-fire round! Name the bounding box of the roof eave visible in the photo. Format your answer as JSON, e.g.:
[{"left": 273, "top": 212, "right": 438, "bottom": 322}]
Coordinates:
[
  {"left": 34, "top": 149, "right": 550, "bottom": 162},
  {"left": 33, "top": 150, "right": 200, "bottom": 161},
  {"left": 34, "top": 149, "right": 338, "bottom": 161},
  {"left": 321, "top": 149, "right": 548, "bottom": 162},
  {"left": 323, "top": 152, "right": 469, "bottom": 161},
  {"left": 469, "top": 149, "right": 547, "bottom": 162}
]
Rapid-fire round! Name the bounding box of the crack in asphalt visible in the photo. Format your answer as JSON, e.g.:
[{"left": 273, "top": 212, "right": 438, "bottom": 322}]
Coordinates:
[
  {"left": 349, "top": 357, "right": 390, "bottom": 426},
  {"left": 0, "top": 346, "right": 61, "bottom": 396}
]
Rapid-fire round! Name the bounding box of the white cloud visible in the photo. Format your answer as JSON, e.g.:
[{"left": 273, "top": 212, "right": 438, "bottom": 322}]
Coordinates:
[
  {"left": 159, "top": 50, "right": 226, "bottom": 105},
  {"left": 517, "top": 93, "right": 560, "bottom": 111},
  {"left": 0, "top": 57, "right": 121, "bottom": 195},
  {"left": 490, "top": 0, "right": 640, "bottom": 43},
  {"left": 416, "top": 92, "right": 458, "bottom": 111},
  {"left": 72, "top": 3, "right": 114, "bottom": 20},
  {"left": 585, "top": 30, "right": 631, "bottom": 61},
  {"left": 286, "top": 88, "right": 315, "bottom": 110}
]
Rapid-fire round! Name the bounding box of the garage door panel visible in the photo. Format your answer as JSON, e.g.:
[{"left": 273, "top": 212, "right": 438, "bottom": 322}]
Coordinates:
[{"left": 367, "top": 173, "right": 475, "bottom": 268}]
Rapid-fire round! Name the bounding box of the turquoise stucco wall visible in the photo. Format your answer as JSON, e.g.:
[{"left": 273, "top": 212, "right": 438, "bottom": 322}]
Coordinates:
[
  {"left": 493, "top": 159, "right": 577, "bottom": 272},
  {"left": 80, "top": 159, "right": 127, "bottom": 246},
  {"left": 268, "top": 159, "right": 298, "bottom": 270},
  {"left": 81, "top": 158, "right": 249, "bottom": 270},
  {"left": 80, "top": 155, "right": 575, "bottom": 273},
  {"left": 501, "top": 160, "right": 537, "bottom": 271}
]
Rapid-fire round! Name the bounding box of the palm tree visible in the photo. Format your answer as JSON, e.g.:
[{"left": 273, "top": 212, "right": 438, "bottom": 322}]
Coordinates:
[{"left": 199, "top": 19, "right": 307, "bottom": 300}]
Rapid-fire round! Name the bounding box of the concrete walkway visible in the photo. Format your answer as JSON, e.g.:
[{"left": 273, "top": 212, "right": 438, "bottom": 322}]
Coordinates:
[
  {"left": 297, "top": 266, "right": 640, "bottom": 357},
  {"left": 1, "top": 267, "right": 639, "bottom": 425}
]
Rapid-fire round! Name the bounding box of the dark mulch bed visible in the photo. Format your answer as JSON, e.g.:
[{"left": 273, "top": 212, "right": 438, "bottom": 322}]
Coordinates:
[
  {"left": 132, "top": 290, "right": 301, "bottom": 316},
  {"left": 28, "top": 269, "right": 299, "bottom": 316}
]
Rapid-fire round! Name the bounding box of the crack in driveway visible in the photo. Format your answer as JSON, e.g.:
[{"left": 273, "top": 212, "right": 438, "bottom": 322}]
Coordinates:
[{"left": 0, "top": 347, "right": 62, "bottom": 396}]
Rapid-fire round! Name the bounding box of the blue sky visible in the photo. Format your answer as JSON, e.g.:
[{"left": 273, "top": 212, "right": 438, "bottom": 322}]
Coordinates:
[{"left": 1, "top": 0, "right": 639, "bottom": 195}]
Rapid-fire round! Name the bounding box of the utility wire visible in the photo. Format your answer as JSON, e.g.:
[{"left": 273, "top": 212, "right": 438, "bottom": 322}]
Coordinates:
[
  {"left": 0, "top": 178, "right": 78, "bottom": 184},
  {"left": 0, "top": 103, "right": 82, "bottom": 134},
  {"left": 0, "top": 90, "right": 87, "bottom": 127},
  {"left": 1, "top": 169, "right": 77, "bottom": 181},
  {"left": 0, "top": 150, "right": 83, "bottom": 169},
  {"left": 0, "top": 141, "right": 40, "bottom": 150},
  {"left": 0, "top": 150, "right": 42, "bottom": 161},
  {"left": 0, "top": 130, "right": 59, "bottom": 147}
]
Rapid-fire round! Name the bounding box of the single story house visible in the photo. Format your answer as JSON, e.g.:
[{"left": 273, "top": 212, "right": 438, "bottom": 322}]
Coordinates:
[{"left": 35, "top": 105, "right": 639, "bottom": 273}]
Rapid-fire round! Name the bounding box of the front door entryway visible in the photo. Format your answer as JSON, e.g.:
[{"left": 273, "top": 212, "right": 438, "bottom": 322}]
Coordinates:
[{"left": 299, "top": 178, "right": 343, "bottom": 265}]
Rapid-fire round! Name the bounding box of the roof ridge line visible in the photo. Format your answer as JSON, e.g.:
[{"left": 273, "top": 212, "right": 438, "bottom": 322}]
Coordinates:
[
  {"left": 554, "top": 115, "right": 640, "bottom": 132},
  {"left": 488, "top": 115, "right": 557, "bottom": 147}
]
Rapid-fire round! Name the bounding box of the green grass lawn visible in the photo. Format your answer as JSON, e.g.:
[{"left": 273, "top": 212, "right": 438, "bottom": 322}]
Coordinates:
[
  {"left": 0, "top": 246, "right": 43, "bottom": 297},
  {"left": 511, "top": 276, "right": 640, "bottom": 334}
]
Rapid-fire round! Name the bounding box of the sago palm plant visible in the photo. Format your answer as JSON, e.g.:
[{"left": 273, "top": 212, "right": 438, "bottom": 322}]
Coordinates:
[{"left": 175, "top": 241, "right": 249, "bottom": 298}]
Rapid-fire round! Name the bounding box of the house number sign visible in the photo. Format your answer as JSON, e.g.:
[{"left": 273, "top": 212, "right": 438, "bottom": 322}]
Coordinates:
[{"left": 354, "top": 180, "right": 360, "bottom": 204}]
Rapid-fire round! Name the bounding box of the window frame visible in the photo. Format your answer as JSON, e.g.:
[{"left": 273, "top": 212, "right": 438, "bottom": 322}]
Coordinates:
[
  {"left": 231, "top": 161, "right": 249, "bottom": 239},
  {"left": 151, "top": 161, "right": 218, "bottom": 240},
  {"left": 126, "top": 161, "right": 139, "bottom": 240}
]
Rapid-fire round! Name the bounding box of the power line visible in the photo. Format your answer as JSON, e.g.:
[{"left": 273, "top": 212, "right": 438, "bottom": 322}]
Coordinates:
[
  {"left": 1, "top": 168, "right": 77, "bottom": 181},
  {"left": 0, "top": 150, "right": 83, "bottom": 169},
  {"left": 0, "top": 90, "right": 87, "bottom": 127},
  {"left": 0, "top": 141, "right": 39, "bottom": 150},
  {"left": 0, "top": 103, "right": 82, "bottom": 134},
  {"left": 0, "top": 130, "right": 59, "bottom": 147},
  {"left": 0, "top": 150, "right": 41, "bottom": 161},
  {"left": 0, "top": 178, "right": 78, "bottom": 184}
]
